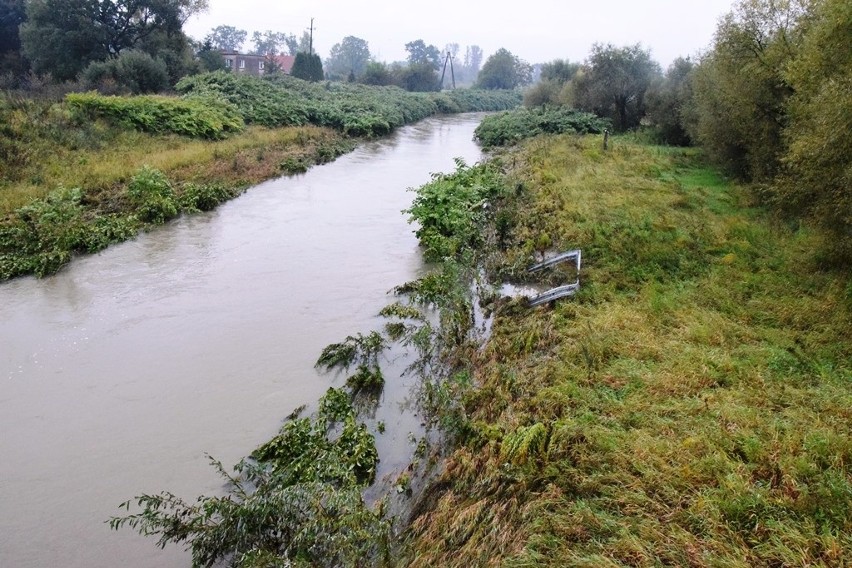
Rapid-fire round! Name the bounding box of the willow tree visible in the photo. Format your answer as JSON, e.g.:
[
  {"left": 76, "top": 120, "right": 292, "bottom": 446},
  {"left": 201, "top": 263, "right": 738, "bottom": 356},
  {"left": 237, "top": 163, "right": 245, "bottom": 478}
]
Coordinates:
[
  {"left": 684, "top": 0, "right": 812, "bottom": 180},
  {"left": 779, "top": 0, "right": 852, "bottom": 262},
  {"left": 570, "top": 43, "right": 660, "bottom": 132},
  {"left": 325, "top": 36, "right": 371, "bottom": 81}
]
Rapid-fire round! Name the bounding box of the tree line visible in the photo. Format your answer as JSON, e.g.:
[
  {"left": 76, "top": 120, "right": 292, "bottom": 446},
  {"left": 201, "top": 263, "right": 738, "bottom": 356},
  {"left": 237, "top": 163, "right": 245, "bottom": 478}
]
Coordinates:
[
  {"left": 522, "top": 0, "right": 850, "bottom": 264},
  {"left": 4, "top": 0, "right": 843, "bottom": 259},
  {"left": 0, "top": 1, "right": 532, "bottom": 94}
]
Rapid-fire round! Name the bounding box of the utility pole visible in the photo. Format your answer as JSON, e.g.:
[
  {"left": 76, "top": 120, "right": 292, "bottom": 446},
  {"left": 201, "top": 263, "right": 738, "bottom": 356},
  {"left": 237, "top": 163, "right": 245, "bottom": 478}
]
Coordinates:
[
  {"left": 440, "top": 52, "right": 456, "bottom": 90},
  {"left": 307, "top": 18, "right": 315, "bottom": 55}
]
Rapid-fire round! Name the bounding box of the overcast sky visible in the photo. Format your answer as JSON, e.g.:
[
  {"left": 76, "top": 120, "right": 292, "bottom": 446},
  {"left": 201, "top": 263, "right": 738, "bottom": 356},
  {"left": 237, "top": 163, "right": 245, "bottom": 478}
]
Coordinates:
[{"left": 184, "top": 0, "right": 736, "bottom": 68}]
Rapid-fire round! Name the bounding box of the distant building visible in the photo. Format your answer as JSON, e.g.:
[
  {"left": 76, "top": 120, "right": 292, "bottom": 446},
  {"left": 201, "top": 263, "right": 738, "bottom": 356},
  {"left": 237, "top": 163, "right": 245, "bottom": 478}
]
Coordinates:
[
  {"left": 220, "top": 51, "right": 296, "bottom": 76},
  {"left": 273, "top": 55, "right": 296, "bottom": 75}
]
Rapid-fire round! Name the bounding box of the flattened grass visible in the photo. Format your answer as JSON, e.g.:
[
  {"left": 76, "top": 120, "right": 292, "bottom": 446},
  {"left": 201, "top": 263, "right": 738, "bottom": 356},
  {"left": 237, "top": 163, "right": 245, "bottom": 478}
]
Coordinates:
[{"left": 405, "top": 135, "right": 851, "bottom": 566}]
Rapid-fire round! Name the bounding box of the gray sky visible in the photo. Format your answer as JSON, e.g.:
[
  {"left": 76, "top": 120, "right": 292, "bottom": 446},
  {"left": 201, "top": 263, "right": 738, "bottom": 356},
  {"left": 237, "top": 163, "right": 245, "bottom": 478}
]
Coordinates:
[{"left": 184, "top": 0, "right": 736, "bottom": 68}]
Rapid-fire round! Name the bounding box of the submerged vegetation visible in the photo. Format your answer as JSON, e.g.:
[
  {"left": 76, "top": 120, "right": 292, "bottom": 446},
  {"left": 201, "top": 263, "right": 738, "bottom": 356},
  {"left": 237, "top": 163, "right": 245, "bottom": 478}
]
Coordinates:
[
  {"left": 108, "top": 126, "right": 850, "bottom": 565},
  {"left": 110, "top": 388, "right": 389, "bottom": 568}
]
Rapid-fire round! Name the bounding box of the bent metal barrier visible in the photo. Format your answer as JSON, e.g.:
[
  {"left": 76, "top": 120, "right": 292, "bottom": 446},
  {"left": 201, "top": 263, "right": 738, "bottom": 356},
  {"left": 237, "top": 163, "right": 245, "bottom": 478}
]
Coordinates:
[{"left": 527, "top": 249, "right": 582, "bottom": 307}]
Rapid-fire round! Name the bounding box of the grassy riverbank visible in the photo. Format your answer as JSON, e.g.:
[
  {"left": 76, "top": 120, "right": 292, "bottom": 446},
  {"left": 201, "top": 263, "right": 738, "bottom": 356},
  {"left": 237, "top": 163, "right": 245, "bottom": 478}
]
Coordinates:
[
  {"left": 102, "top": 124, "right": 850, "bottom": 565},
  {"left": 0, "top": 109, "right": 353, "bottom": 278},
  {"left": 403, "top": 135, "right": 851, "bottom": 566},
  {"left": 0, "top": 76, "right": 521, "bottom": 280}
]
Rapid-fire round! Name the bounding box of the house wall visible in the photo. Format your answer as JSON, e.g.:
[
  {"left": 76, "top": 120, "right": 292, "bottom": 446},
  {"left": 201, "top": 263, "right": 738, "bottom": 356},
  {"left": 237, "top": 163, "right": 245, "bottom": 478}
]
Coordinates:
[{"left": 220, "top": 51, "right": 268, "bottom": 76}]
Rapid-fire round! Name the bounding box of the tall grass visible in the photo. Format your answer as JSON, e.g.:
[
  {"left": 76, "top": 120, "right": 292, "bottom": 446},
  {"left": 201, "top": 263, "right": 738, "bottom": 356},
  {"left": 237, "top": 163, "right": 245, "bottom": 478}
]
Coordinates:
[{"left": 403, "top": 135, "right": 851, "bottom": 566}]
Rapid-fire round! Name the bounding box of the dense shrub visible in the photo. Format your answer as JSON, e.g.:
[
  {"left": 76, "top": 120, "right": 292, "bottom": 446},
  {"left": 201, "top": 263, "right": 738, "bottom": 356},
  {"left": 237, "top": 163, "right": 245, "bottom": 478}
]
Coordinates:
[
  {"left": 645, "top": 57, "right": 694, "bottom": 146},
  {"left": 522, "top": 79, "right": 562, "bottom": 108},
  {"left": 474, "top": 106, "right": 609, "bottom": 147},
  {"left": 178, "top": 183, "right": 238, "bottom": 212},
  {"left": 83, "top": 50, "right": 170, "bottom": 95},
  {"left": 406, "top": 160, "right": 507, "bottom": 262},
  {"left": 0, "top": 186, "right": 139, "bottom": 278},
  {"left": 66, "top": 92, "right": 244, "bottom": 139},
  {"left": 685, "top": 0, "right": 851, "bottom": 263},
  {"left": 291, "top": 52, "right": 324, "bottom": 82},
  {"left": 176, "top": 72, "right": 521, "bottom": 138},
  {"left": 111, "top": 388, "right": 389, "bottom": 567}
]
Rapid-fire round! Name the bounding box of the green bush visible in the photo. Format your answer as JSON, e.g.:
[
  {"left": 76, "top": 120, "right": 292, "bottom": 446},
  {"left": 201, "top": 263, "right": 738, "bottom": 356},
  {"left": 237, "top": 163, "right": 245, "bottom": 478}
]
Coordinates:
[
  {"left": 66, "top": 91, "right": 244, "bottom": 139},
  {"left": 0, "top": 186, "right": 141, "bottom": 278},
  {"left": 291, "top": 52, "right": 324, "bottom": 82},
  {"left": 474, "top": 106, "right": 610, "bottom": 147},
  {"left": 127, "top": 166, "right": 178, "bottom": 224},
  {"left": 178, "top": 183, "right": 237, "bottom": 212},
  {"left": 406, "top": 160, "right": 507, "bottom": 262},
  {"left": 83, "top": 50, "right": 170, "bottom": 95},
  {"left": 523, "top": 79, "right": 562, "bottom": 108}
]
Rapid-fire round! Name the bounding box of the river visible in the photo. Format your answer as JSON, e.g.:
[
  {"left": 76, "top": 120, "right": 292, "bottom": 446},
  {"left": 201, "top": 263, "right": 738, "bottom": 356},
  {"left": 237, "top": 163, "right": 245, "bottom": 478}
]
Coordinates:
[{"left": 0, "top": 114, "right": 486, "bottom": 568}]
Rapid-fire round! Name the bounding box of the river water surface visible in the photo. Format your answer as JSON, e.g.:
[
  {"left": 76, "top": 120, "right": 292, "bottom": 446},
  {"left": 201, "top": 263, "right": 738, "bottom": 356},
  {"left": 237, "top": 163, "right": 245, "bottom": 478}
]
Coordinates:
[{"left": 0, "top": 114, "right": 486, "bottom": 568}]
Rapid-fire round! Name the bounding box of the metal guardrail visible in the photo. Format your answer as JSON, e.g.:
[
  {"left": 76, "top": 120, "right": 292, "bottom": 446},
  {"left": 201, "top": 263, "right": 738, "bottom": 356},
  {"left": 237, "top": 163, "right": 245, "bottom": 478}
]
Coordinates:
[
  {"left": 527, "top": 249, "right": 582, "bottom": 307},
  {"left": 528, "top": 283, "right": 579, "bottom": 307},
  {"left": 527, "top": 249, "right": 581, "bottom": 273}
]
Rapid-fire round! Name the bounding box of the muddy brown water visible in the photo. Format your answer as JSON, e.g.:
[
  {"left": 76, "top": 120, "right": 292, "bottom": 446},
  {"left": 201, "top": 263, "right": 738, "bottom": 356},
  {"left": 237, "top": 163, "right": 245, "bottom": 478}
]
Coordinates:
[{"left": 0, "top": 114, "right": 486, "bottom": 568}]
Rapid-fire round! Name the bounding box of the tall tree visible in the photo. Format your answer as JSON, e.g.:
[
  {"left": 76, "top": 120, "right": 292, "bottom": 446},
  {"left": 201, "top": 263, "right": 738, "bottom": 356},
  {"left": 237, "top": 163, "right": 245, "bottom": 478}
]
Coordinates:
[
  {"left": 776, "top": 0, "right": 850, "bottom": 260},
  {"left": 405, "top": 39, "right": 441, "bottom": 69},
  {"left": 571, "top": 43, "right": 660, "bottom": 131},
  {"left": 20, "top": 0, "right": 207, "bottom": 81},
  {"left": 295, "top": 31, "right": 312, "bottom": 54},
  {"left": 454, "top": 44, "right": 483, "bottom": 85},
  {"left": 476, "top": 48, "right": 532, "bottom": 90},
  {"left": 251, "top": 30, "right": 292, "bottom": 56},
  {"left": 464, "top": 45, "right": 483, "bottom": 74},
  {"left": 197, "top": 38, "right": 224, "bottom": 71},
  {"left": 444, "top": 43, "right": 460, "bottom": 60},
  {"left": 205, "top": 24, "right": 246, "bottom": 52},
  {"left": 540, "top": 59, "right": 580, "bottom": 84},
  {"left": 325, "top": 36, "right": 371, "bottom": 80},
  {"left": 291, "top": 51, "right": 323, "bottom": 81},
  {"left": 645, "top": 57, "right": 694, "bottom": 145},
  {"left": 685, "top": 0, "right": 809, "bottom": 180},
  {"left": 0, "top": 0, "right": 27, "bottom": 75}
]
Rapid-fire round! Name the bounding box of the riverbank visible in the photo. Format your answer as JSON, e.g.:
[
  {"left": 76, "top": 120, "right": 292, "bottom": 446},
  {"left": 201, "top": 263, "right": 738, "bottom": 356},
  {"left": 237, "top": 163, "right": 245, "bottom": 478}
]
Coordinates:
[
  {"left": 95, "top": 122, "right": 852, "bottom": 565},
  {"left": 401, "top": 134, "right": 851, "bottom": 565},
  {"left": 0, "top": 77, "right": 521, "bottom": 280},
  {"left": 0, "top": 114, "right": 490, "bottom": 568}
]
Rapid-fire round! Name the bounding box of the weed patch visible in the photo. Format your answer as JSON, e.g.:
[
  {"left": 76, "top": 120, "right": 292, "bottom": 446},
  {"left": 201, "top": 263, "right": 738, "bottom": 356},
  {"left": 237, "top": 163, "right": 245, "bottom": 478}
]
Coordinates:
[{"left": 474, "top": 106, "right": 610, "bottom": 148}]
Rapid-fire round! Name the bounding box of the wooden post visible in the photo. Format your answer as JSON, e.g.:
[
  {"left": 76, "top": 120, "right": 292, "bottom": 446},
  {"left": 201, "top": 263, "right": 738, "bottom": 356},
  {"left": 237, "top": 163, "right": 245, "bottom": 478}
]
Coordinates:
[{"left": 603, "top": 128, "right": 609, "bottom": 151}]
